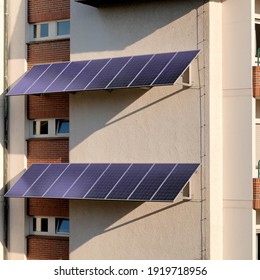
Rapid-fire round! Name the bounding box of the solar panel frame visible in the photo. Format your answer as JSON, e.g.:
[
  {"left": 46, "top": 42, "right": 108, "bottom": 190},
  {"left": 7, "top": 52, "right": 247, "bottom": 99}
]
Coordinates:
[
  {"left": 5, "top": 163, "right": 200, "bottom": 202},
  {"left": 6, "top": 50, "right": 200, "bottom": 96}
]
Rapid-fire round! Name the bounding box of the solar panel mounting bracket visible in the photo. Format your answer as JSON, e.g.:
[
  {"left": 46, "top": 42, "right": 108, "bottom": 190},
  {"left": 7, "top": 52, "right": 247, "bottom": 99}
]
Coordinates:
[
  {"left": 182, "top": 182, "right": 192, "bottom": 200},
  {"left": 181, "top": 66, "right": 192, "bottom": 87}
]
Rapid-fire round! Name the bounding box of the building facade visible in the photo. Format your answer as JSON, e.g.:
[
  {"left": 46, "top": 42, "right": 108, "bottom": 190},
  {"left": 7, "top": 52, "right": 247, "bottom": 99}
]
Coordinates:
[{"left": 2, "top": 0, "right": 260, "bottom": 260}]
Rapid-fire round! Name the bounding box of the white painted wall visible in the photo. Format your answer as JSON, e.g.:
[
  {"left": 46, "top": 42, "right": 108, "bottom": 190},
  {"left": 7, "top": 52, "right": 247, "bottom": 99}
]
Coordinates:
[
  {"left": 70, "top": 0, "right": 207, "bottom": 259},
  {"left": 222, "top": 0, "right": 255, "bottom": 259},
  {"left": 7, "top": 0, "right": 28, "bottom": 260}
]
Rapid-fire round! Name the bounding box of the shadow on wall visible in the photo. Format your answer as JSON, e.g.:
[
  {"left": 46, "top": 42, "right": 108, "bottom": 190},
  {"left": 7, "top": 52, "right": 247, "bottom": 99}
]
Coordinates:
[
  {"left": 71, "top": 0, "right": 206, "bottom": 53},
  {"left": 69, "top": 86, "right": 190, "bottom": 155},
  {"left": 69, "top": 199, "right": 189, "bottom": 259}
]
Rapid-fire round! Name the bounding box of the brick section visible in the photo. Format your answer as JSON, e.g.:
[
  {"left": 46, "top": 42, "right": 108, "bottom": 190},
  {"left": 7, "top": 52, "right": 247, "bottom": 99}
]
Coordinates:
[
  {"left": 28, "top": 198, "right": 69, "bottom": 217},
  {"left": 253, "top": 66, "right": 260, "bottom": 98},
  {"left": 28, "top": 0, "right": 70, "bottom": 23},
  {"left": 27, "top": 235, "right": 69, "bottom": 260},
  {"left": 27, "top": 138, "right": 69, "bottom": 166},
  {"left": 28, "top": 93, "right": 69, "bottom": 120},
  {"left": 253, "top": 178, "right": 260, "bottom": 209},
  {"left": 27, "top": 39, "right": 70, "bottom": 69}
]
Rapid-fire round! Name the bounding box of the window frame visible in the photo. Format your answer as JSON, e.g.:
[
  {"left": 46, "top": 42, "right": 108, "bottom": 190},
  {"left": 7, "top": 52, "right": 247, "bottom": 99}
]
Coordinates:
[
  {"left": 30, "top": 216, "right": 69, "bottom": 236},
  {"left": 29, "top": 119, "right": 69, "bottom": 138},
  {"left": 29, "top": 20, "right": 70, "bottom": 42}
]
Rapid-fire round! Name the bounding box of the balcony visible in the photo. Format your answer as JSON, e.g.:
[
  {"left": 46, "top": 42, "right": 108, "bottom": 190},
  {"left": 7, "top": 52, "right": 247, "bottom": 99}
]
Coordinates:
[
  {"left": 74, "top": 0, "right": 152, "bottom": 7},
  {"left": 253, "top": 177, "right": 260, "bottom": 209},
  {"left": 253, "top": 66, "right": 260, "bottom": 98}
]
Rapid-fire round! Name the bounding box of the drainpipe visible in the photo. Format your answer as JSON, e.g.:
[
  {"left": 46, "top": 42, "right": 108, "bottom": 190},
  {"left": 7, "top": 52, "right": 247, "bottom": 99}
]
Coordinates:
[{"left": 0, "top": 0, "right": 7, "bottom": 260}]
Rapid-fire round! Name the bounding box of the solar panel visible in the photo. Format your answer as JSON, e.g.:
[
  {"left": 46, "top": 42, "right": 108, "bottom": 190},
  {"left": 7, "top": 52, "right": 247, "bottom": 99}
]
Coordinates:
[
  {"left": 7, "top": 50, "right": 200, "bottom": 96},
  {"left": 5, "top": 163, "right": 200, "bottom": 202},
  {"left": 26, "top": 63, "right": 69, "bottom": 94},
  {"left": 46, "top": 61, "right": 89, "bottom": 93},
  {"left": 24, "top": 164, "right": 68, "bottom": 197},
  {"left": 152, "top": 50, "right": 199, "bottom": 86},
  {"left": 63, "top": 163, "right": 109, "bottom": 198},
  {"left": 87, "top": 57, "right": 131, "bottom": 90},
  {"left": 129, "top": 52, "right": 176, "bottom": 87}
]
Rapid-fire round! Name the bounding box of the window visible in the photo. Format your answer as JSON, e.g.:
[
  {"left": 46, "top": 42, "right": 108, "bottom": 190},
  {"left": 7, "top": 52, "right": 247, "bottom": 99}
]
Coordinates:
[
  {"left": 256, "top": 233, "right": 260, "bottom": 260},
  {"left": 31, "top": 217, "right": 69, "bottom": 236},
  {"left": 33, "top": 23, "right": 49, "bottom": 39},
  {"left": 256, "top": 23, "right": 260, "bottom": 56},
  {"left": 32, "top": 120, "right": 48, "bottom": 136},
  {"left": 57, "top": 21, "right": 70, "bottom": 36},
  {"left": 30, "top": 20, "right": 70, "bottom": 41},
  {"left": 30, "top": 119, "right": 69, "bottom": 138},
  {"left": 32, "top": 217, "right": 48, "bottom": 232},
  {"left": 56, "top": 119, "right": 69, "bottom": 135},
  {"left": 55, "top": 218, "right": 69, "bottom": 234}
]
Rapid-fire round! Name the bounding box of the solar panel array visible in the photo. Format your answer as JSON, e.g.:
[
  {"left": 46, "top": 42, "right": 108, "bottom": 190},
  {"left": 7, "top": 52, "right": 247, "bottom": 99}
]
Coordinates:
[
  {"left": 7, "top": 50, "right": 200, "bottom": 96},
  {"left": 5, "top": 163, "right": 199, "bottom": 202}
]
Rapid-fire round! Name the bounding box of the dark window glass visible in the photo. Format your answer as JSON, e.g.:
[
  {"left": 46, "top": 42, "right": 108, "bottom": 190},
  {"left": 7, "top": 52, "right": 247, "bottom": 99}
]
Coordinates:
[
  {"left": 32, "top": 217, "right": 36, "bottom": 231},
  {"left": 256, "top": 24, "right": 260, "bottom": 56},
  {"left": 257, "top": 233, "right": 260, "bottom": 260},
  {"left": 57, "top": 21, "right": 70, "bottom": 36},
  {"left": 33, "top": 121, "right": 37, "bottom": 135},
  {"left": 40, "top": 121, "right": 48, "bottom": 134},
  {"left": 41, "top": 218, "right": 48, "bottom": 232}
]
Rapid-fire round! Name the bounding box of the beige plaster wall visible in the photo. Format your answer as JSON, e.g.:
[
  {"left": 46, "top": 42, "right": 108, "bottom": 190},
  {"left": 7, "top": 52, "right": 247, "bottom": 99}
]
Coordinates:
[
  {"left": 69, "top": 0, "right": 207, "bottom": 259},
  {"left": 7, "top": 0, "right": 28, "bottom": 260},
  {"left": 222, "top": 0, "right": 255, "bottom": 259}
]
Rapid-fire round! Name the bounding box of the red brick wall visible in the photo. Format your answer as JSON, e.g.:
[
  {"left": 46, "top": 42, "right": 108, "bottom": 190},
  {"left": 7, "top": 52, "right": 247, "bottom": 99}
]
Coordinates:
[
  {"left": 27, "top": 235, "right": 69, "bottom": 260},
  {"left": 28, "top": 0, "right": 70, "bottom": 23},
  {"left": 253, "top": 178, "right": 260, "bottom": 209},
  {"left": 28, "top": 93, "right": 69, "bottom": 120},
  {"left": 253, "top": 66, "right": 260, "bottom": 98},
  {"left": 27, "top": 39, "right": 70, "bottom": 69},
  {"left": 27, "top": 138, "right": 69, "bottom": 167},
  {"left": 28, "top": 198, "right": 69, "bottom": 217}
]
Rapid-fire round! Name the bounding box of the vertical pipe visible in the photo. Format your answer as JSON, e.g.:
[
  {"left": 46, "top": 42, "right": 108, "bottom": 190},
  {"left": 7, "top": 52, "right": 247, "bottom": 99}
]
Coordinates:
[{"left": 0, "top": 0, "right": 6, "bottom": 260}]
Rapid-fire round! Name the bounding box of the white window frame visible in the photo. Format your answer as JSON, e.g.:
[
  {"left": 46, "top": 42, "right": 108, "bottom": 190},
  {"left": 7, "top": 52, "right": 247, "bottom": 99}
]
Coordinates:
[
  {"left": 29, "top": 20, "right": 70, "bottom": 42},
  {"left": 30, "top": 216, "right": 69, "bottom": 236},
  {"left": 29, "top": 119, "right": 69, "bottom": 138}
]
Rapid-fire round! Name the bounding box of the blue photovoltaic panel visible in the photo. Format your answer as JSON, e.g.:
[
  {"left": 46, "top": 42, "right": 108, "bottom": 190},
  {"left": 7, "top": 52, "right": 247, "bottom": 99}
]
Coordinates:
[
  {"left": 24, "top": 164, "right": 68, "bottom": 197},
  {"left": 152, "top": 50, "right": 200, "bottom": 86},
  {"left": 46, "top": 61, "right": 90, "bottom": 93},
  {"left": 4, "top": 164, "right": 49, "bottom": 197},
  {"left": 87, "top": 57, "right": 131, "bottom": 90},
  {"left": 63, "top": 163, "right": 109, "bottom": 198},
  {"left": 8, "top": 64, "right": 50, "bottom": 95},
  {"left": 43, "top": 164, "right": 88, "bottom": 198},
  {"left": 26, "top": 63, "right": 69, "bottom": 94},
  {"left": 84, "top": 164, "right": 131, "bottom": 199},
  {"left": 106, "top": 164, "right": 152, "bottom": 200},
  {"left": 5, "top": 163, "right": 199, "bottom": 202},
  {"left": 7, "top": 50, "right": 199, "bottom": 96},
  {"left": 152, "top": 163, "right": 199, "bottom": 201},
  {"left": 129, "top": 164, "right": 175, "bottom": 201},
  {"left": 129, "top": 52, "right": 176, "bottom": 87},
  {"left": 106, "top": 54, "right": 153, "bottom": 89},
  {"left": 65, "top": 58, "right": 110, "bottom": 91}
]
